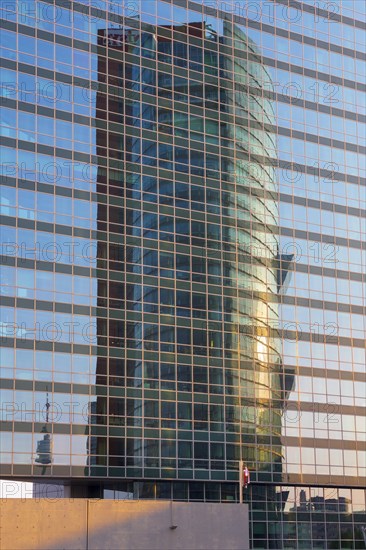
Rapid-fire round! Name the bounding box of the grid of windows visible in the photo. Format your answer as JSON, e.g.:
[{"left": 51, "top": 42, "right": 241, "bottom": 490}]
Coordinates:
[{"left": 0, "top": 1, "right": 365, "bottom": 548}]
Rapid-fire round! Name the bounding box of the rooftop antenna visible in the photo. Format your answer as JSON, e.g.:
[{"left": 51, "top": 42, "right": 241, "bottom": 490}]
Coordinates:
[{"left": 45, "top": 388, "right": 50, "bottom": 424}]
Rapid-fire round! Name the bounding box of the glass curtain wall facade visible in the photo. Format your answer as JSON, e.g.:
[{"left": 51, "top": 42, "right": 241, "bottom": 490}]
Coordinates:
[{"left": 0, "top": 1, "right": 365, "bottom": 548}]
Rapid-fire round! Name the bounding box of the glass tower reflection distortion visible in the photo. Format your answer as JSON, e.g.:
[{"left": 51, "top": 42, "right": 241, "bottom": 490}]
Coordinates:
[{"left": 0, "top": 1, "right": 365, "bottom": 548}]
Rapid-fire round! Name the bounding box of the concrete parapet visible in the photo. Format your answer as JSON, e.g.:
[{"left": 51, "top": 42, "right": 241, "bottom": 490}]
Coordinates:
[{"left": 0, "top": 499, "right": 249, "bottom": 550}]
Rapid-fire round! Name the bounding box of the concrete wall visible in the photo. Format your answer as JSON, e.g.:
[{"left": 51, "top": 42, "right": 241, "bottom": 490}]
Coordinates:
[{"left": 0, "top": 499, "right": 249, "bottom": 550}]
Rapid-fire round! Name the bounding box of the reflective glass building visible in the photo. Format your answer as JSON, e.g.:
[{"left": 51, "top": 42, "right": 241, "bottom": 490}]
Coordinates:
[{"left": 0, "top": 1, "right": 365, "bottom": 548}]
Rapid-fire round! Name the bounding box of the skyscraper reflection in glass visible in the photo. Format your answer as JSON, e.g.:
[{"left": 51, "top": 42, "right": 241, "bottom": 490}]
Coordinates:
[{"left": 0, "top": 1, "right": 365, "bottom": 548}]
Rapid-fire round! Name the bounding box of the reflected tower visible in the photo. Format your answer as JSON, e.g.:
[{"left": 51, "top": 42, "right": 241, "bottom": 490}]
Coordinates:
[
  {"left": 34, "top": 392, "right": 52, "bottom": 472},
  {"left": 92, "top": 20, "right": 288, "bottom": 488}
]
